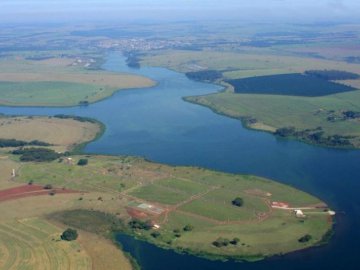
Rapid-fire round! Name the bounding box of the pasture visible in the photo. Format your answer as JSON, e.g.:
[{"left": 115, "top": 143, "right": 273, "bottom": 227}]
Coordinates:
[
  {"left": 0, "top": 56, "right": 155, "bottom": 106},
  {"left": 0, "top": 116, "right": 101, "bottom": 152},
  {"left": 0, "top": 151, "right": 332, "bottom": 262}
]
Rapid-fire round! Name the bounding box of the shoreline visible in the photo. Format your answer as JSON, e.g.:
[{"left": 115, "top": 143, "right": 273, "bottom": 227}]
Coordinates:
[{"left": 183, "top": 95, "right": 360, "bottom": 150}]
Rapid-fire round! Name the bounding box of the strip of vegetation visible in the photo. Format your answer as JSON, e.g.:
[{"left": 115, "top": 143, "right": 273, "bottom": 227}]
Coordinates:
[
  {"left": 12, "top": 147, "right": 61, "bottom": 162},
  {"left": 304, "top": 70, "right": 360, "bottom": 80},
  {"left": 316, "top": 227, "right": 335, "bottom": 246},
  {"left": 53, "top": 114, "right": 98, "bottom": 124},
  {"left": 275, "top": 127, "right": 353, "bottom": 148},
  {"left": 0, "top": 138, "right": 51, "bottom": 148},
  {"left": 185, "top": 70, "right": 222, "bottom": 82},
  {"left": 227, "top": 73, "right": 356, "bottom": 97}
]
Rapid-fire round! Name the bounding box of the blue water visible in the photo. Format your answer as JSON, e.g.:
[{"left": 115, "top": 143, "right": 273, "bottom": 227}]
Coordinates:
[{"left": 1, "top": 53, "right": 360, "bottom": 269}]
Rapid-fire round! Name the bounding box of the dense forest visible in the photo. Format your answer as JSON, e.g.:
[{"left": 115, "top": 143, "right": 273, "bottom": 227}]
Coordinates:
[
  {"left": 185, "top": 70, "right": 222, "bottom": 82},
  {"left": 0, "top": 138, "right": 50, "bottom": 148},
  {"left": 12, "top": 148, "right": 61, "bottom": 162},
  {"left": 274, "top": 127, "right": 353, "bottom": 147},
  {"left": 228, "top": 73, "right": 356, "bottom": 97}
]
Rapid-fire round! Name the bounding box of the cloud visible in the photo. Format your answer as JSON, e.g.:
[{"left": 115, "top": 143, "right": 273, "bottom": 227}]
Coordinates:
[
  {"left": 328, "top": 0, "right": 346, "bottom": 10},
  {"left": 0, "top": 0, "right": 359, "bottom": 23}
]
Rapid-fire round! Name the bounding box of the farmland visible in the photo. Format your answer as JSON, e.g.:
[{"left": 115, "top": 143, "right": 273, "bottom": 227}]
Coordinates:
[
  {"left": 0, "top": 56, "right": 155, "bottom": 107},
  {"left": 0, "top": 152, "right": 332, "bottom": 262},
  {"left": 141, "top": 49, "right": 360, "bottom": 148}
]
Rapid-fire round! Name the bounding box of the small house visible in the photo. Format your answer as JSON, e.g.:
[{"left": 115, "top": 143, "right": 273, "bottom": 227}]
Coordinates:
[{"left": 294, "top": 209, "right": 306, "bottom": 218}]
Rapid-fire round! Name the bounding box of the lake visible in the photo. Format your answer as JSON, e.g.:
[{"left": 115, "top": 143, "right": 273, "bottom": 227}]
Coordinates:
[{"left": 0, "top": 53, "right": 359, "bottom": 269}]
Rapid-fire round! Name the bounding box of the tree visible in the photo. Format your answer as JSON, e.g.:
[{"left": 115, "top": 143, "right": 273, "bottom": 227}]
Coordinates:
[
  {"left": 212, "top": 237, "right": 230, "bottom": 248},
  {"left": 61, "top": 228, "right": 78, "bottom": 241},
  {"left": 77, "top": 159, "right": 88, "bottom": 166},
  {"left": 232, "top": 197, "right": 244, "bottom": 207},
  {"left": 230, "top": 237, "right": 240, "bottom": 245}
]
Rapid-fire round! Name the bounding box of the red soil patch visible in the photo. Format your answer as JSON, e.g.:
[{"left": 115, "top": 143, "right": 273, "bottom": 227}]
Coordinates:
[
  {"left": 271, "top": 201, "right": 290, "bottom": 208},
  {"left": 126, "top": 207, "right": 149, "bottom": 219},
  {"left": 0, "top": 184, "right": 80, "bottom": 203}
]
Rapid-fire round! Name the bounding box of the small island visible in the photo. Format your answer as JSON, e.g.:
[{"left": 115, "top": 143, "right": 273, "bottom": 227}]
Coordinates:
[{"left": 0, "top": 116, "right": 334, "bottom": 269}]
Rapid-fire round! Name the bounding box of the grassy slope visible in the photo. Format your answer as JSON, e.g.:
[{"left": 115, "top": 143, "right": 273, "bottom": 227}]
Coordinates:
[
  {"left": 7, "top": 154, "right": 333, "bottom": 260},
  {"left": 0, "top": 57, "right": 155, "bottom": 107}
]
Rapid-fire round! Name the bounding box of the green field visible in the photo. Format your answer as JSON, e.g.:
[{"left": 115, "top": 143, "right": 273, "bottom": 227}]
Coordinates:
[
  {"left": 141, "top": 50, "right": 360, "bottom": 81},
  {"left": 0, "top": 55, "right": 155, "bottom": 107},
  {"left": 228, "top": 73, "right": 356, "bottom": 97},
  {"left": 186, "top": 89, "right": 360, "bottom": 148},
  {"left": 0, "top": 81, "right": 115, "bottom": 106},
  {"left": 129, "top": 178, "right": 208, "bottom": 205}
]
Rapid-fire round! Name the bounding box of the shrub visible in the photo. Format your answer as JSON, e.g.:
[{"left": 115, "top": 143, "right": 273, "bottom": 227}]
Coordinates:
[
  {"left": 128, "top": 219, "right": 153, "bottom": 231},
  {"left": 44, "top": 184, "right": 53, "bottom": 190},
  {"left": 232, "top": 197, "right": 244, "bottom": 207},
  {"left": 183, "top": 224, "right": 194, "bottom": 232},
  {"left": 151, "top": 231, "right": 161, "bottom": 238},
  {"left": 61, "top": 228, "right": 78, "bottom": 241},
  {"left": 77, "top": 159, "right": 88, "bottom": 166},
  {"left": 230, "top": 237, "right": 240, "bottom": 245},
  {"left": 298, "top": 234, "right": 312, "bottom": 243}
]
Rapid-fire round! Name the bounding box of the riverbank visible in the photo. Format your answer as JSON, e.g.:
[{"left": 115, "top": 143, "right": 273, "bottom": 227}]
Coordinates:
[
  {"left": 5, "top": 151, "right": 333, "bottom": 263},
  {"left": 184, "top": 92, "right": 360, "bottom": 149}
]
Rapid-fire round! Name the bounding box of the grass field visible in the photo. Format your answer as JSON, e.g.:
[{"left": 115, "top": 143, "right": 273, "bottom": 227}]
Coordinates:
[
  {"left": 0, "top": 116, "right": 101, "bottom": 152},
  {"left": 0, "top": 218, "right": 91, "bottom": 270},
  {"left": 0, "top": 56, "right": 155, "bottom": 106},
  {"left": 141, "top": 50, "right": 360, "bottom": 83}
]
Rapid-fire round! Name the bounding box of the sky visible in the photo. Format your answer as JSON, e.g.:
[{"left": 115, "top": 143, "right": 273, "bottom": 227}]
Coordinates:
[{"left": 0, "top": 0, "right": 359, "bottom": 23}]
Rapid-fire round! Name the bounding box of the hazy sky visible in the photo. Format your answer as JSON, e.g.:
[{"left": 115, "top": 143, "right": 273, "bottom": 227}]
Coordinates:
[{"left": 1, "top": 0, "right": 359, "bottom": 23}]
